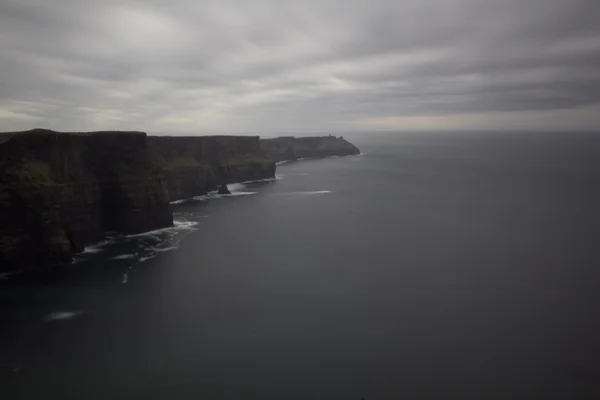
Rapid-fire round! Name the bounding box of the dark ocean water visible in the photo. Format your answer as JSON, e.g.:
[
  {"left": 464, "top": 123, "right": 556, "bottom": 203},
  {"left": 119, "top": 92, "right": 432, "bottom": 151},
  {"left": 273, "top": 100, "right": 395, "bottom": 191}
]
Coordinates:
[{"left": 1, "top": 131, "right": 599, "bottom": 399}]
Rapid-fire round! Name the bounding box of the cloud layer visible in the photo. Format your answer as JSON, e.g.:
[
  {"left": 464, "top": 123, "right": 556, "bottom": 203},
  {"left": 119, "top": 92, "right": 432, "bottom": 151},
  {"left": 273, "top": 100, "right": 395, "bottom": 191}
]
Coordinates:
[{"left": 1, "top": 0, "right": 599, "bottom": 133}]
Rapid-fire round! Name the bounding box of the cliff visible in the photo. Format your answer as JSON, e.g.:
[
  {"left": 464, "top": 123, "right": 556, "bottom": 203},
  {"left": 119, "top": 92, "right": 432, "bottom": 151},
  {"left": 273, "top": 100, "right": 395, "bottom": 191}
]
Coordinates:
[
  {"left": 260, "top": 136, "right": 360, "bottom": 162},
  {"left": 0, "top": 129, "right": 173, "bottom": 270},
  {"left": 0, "top": 131, "right": 354, "bottom": 271},
  {"left": 148, "top": 136, "right": 275, "bottom": 201},
  {"left": 0, "top": 130, "right": 274, "bottom": 271}
]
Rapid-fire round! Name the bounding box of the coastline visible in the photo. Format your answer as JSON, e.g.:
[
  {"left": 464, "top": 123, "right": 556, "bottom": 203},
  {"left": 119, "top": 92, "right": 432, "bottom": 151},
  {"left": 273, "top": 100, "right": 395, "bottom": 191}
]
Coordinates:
[{"left": 0, "top": 131, "right": 360, "bottom": 272}]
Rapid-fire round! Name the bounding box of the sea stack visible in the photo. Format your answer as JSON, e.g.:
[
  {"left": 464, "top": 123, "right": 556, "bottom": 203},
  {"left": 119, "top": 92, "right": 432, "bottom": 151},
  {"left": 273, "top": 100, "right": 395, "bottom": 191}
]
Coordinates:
[{"left": 218, "top": 184, "right": 231, "bottom": 195}]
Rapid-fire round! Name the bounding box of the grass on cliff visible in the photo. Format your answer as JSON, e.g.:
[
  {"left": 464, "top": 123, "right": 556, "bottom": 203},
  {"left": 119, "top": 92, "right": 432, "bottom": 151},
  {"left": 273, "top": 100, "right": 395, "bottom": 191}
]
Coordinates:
[
  {"left": 218, "top": 155, "right": 272, "bottom": 166},
  {"left": 154, "top": 154, "right": 270, "bottom": 170},
  {"left": 9, "top": 159, "right": 56, "bottom": 185},
  {"left": 154, "top": 155, "right": 203, "bottom": 171}
]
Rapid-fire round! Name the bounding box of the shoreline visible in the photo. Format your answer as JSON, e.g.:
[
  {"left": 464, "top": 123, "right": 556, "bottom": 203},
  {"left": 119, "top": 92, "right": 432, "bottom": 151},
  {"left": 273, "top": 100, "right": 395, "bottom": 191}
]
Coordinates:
[{"left": 0, "top": 132, "right": 360, "bottom": 272}]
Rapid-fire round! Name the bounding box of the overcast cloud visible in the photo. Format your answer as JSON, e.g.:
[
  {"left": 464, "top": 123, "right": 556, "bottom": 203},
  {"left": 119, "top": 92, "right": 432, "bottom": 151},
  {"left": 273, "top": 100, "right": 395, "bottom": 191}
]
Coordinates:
[{"left": 1, "top": 0, "right": 599, "bottom": 133}]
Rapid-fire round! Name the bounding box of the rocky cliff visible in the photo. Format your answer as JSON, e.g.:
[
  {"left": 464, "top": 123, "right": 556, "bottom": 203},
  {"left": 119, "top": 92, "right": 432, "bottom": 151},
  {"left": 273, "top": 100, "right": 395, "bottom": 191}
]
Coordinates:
[
  {"left": 148, "top": 136, "right": 275, "bottom": 201},
  {"left": 0, "top": 130, "right": 274, "bottom": 271},
  {"left": 260, "top": 136, "right": 360, "bottom": 162}
]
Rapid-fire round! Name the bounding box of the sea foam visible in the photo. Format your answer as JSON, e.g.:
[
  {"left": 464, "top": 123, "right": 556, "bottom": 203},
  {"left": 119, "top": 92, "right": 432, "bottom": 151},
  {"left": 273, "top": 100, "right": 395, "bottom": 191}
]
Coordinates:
[
  {"left": 44, "top": 311, "right": 86, "bottom": 321},
  {"left": 279, "top": 190, "right": 332, "bottom": 195},
  {"left": 112, "top": 254, "right": 137, "bottom": 260}
]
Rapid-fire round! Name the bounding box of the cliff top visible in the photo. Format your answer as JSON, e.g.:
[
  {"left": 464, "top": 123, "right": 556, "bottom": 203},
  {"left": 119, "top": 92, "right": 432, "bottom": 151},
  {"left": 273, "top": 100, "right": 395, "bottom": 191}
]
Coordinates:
[
  {"left": 0, "top": 128, "right": 147, "bottom": 144},
  {"left": 150, "top": 134, "right": 260, "bottom": 139},
  {"left": 0, "top": 130, "right": 266, "bottom": 144}
]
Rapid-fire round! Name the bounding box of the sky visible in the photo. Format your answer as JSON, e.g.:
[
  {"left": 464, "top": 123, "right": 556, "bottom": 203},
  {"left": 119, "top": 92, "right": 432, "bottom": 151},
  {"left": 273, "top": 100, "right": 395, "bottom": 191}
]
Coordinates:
[{"left": 1, "top": 0, "right": 599, "bottom": 134}]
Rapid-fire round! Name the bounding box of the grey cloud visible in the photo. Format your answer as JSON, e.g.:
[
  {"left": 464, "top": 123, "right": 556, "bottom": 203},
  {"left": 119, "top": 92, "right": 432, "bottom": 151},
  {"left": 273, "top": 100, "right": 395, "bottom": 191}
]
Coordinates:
[{"left": 0, "top": 0, "right": 599, "bottom": 133}]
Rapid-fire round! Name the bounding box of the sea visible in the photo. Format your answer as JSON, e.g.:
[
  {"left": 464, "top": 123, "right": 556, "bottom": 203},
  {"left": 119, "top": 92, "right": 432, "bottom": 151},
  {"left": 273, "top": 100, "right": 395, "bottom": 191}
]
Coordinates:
[{"left": 1, "top": 131, "right": 599, "bottom": 399}]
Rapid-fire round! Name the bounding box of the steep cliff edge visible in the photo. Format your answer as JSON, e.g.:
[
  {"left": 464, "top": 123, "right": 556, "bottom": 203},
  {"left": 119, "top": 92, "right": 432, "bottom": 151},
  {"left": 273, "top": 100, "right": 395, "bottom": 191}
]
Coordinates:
[
  {"left": 260, "top": 136, "right": 360, "bottom": 162},
  {"left": 0, "top": 130, "right": 274, "bottom": 271},
  {"left": 0, "top": 129, "right": 173, "bottom": 270},
  {"left": 148, "top": 136, "right": 275, "bottom": 202},
  {"left": 0, "top": 131, "right": 349, "bottom": 271}
]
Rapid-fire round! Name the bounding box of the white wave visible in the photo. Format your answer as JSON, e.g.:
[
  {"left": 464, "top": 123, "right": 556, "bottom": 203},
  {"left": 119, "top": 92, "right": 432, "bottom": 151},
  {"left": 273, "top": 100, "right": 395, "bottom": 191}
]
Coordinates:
[
  {"left": 221, "top": 182, "right": 259, "bottom": 194},
  {"left": 276, "top": 160, "right": 291, "bottom": 165},
  {"left": 171, "top": 193, "right": 215, "bottom": 203},
  {"left": 131, "top": 220, "right": 199, "bottom": 256},
  {"left": 82, "top": 245, "right": 104, "bottom": 254},
  {"left": 127, "top": 220, "right": 198, "bottom": 238},
  {"left": 281, "top": 190, "right": 332, "bottom": 195},
  {"left": 194, "top": 195, "right": 213, "bottom": 200},
  {"left": 44, "top": 311, "right": 85, "bottom": 321},
  {"left": 301, "top": 190, "right": 332, "bottom": 195},
  {"left": 148, "top": 245, "right": 179, "bottom": 253},
  {"left": 227, "top": 183, "right": 246, "bottom": 192},
  {"left": 143, "top": 234, "right": 162, "bottom": 241},
  {"left": 204, "top": 191, "right": 257, "bottom": 200},
  {"left": 170, "top": 199, "right": 190, "bottom": 205},
  {"left": 241, "top": 176, "right": 280, "bottom": 184},
  {"left": 223, "top": 191, "right": 257, "bottom": 197},
  {"left": 112, "top": 254, "right": 137, "bottom": 260},
  {"left": 173, "top": 220, "right": 199, "bottom": 230},
  {"left": 128, "top": 229, "right": 163, "bottom": 238},
  {"left": 80, "top": 237, "right": 120, "bottom": 254}
]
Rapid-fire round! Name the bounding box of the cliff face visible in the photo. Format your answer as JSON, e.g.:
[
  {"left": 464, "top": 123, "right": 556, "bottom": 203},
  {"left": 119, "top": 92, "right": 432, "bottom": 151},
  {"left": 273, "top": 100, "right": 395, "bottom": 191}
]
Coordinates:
[
  {"left": 260, "top": 136, "right": 360, "bottom": 162},
  {"left": 0, "top": 131, "right": 350, "bottom": 271},
  {"left": 148, "top": 136, "right": 275, "bottom": 201},
  {"left": 0, "top": 130, "right": 173, "bottom": 270},
  {"left": 0, "top": 130, "right": 274, "bottom": 271}
]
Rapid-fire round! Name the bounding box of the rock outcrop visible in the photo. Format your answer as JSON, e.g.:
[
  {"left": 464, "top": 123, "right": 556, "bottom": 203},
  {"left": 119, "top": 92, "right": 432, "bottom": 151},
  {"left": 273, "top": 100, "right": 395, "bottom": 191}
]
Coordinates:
[
  {"left": 218, "top": 184, "right": 231, "bottom": 195},
  {"left": 0, "top": 130, "right": 274, "bottom": 271},
  {"left": 260, "top": 136, "right": 360, "bottom": 162}
]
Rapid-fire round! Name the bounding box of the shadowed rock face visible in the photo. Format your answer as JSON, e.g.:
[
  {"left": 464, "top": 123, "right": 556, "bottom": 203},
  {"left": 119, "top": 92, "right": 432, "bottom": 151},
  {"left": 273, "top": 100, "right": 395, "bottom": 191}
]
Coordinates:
[
  {"left": 0, "top": 130, "right": 274, "bottom": 271},
  {"left": 260, "top": 136, "right": 360, "bottom": 162},
  {"left": 148, "top": 136, "right": 275, "bottom": 202}
]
